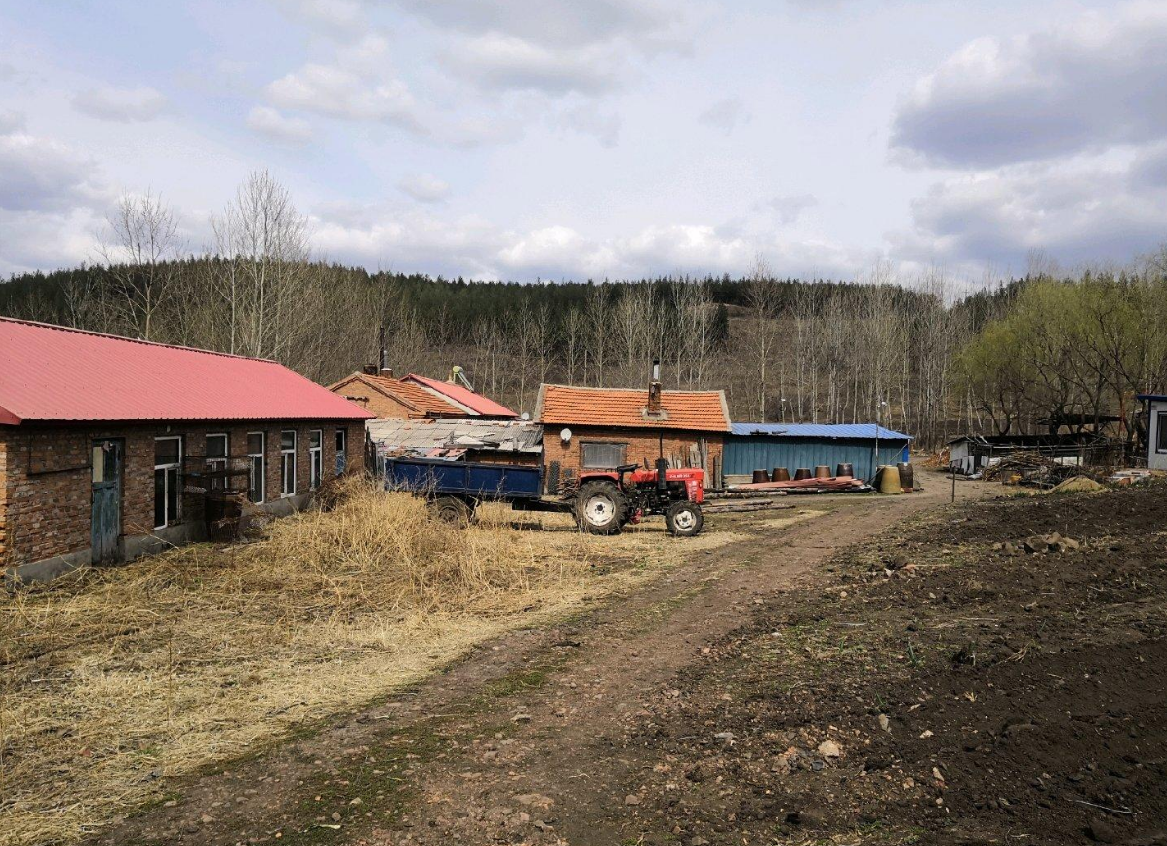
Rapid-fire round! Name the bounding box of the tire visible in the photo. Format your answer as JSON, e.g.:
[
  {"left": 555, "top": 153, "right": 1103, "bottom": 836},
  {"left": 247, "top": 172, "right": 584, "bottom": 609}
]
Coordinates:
[
  {"left": 431, "top": 495, "right": 474, "bottom": 527},
  {"left": 573, "top": 481, "right": 627, "bottom": 535},
  {"left": 665, "top": 500, "right": 704, "bottom": 537}
]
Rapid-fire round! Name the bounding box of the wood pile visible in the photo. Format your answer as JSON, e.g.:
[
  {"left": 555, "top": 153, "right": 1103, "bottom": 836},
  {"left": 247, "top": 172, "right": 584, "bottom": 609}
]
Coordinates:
[{"left": 729, "top": 476, "right": 871, "bottom": 494}]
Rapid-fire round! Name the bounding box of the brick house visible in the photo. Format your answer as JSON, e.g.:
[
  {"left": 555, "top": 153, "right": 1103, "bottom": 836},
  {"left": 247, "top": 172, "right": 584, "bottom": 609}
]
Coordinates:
[
  {"left": 535, "top": 381, "right": 731, "bottom": 491},
  {"left": 0, "top": 318, "right": 371, "bottom": 583},
  {"left": 328, "top": 367, "right": 468, "bottom": 420},
  {"left": 400, "top": 373, "right": 517, "bottom": 418}
]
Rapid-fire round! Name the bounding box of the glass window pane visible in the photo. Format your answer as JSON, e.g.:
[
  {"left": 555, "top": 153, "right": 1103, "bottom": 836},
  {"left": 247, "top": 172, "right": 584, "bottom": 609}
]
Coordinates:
[
  {"left": 92, "top": 446, "right": 105, "bottom": 483},
  {"left": 1159, "top": 412, "right": 1167, "bottom": 452},
  {"left": 310, "top": 430, "right": 322, "bottom": 449},
  {"left": 582, "top": 442, "right": 626, "bottom": 469},
  {"left": 335, "top": 429, "right": 345, "bottom": 451},
  {"left": 281, "top": 431, "right": 296, "bottom": 451},
  {"left": 155, "top": 438, "right": 180, "bottom": 465},
  {"left": 154, "top": 468, "right": 166, "bottom": 527},
  {"left": 248, "top": 433, "right": 263, "bottom": 455},
  {"left": 249, "top": 456, "right": 263, "bottom": 502},
  {"left": 207, "top": 434, "right": 227, "bottom": 458},
  {"left": 166, "top": 467, "right": 179, "bottom": 521}
]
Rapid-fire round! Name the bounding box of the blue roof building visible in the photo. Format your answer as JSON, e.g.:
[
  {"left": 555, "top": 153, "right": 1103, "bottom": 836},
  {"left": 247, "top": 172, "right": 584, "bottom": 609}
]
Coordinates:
[{"left": 724, "top": 422, "right": 913, "bottom": 482}]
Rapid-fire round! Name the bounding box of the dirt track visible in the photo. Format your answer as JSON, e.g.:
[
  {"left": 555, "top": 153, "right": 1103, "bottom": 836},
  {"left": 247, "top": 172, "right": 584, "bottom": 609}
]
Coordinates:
[{"left": 92, "top": 475, "right": 987, "bottom": 846}]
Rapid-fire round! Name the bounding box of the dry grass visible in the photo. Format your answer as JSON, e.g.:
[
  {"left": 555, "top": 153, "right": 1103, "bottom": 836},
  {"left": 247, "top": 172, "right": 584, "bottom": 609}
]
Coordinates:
[{"left": 0, "top": 480, "right": 739, "bottom": 846}]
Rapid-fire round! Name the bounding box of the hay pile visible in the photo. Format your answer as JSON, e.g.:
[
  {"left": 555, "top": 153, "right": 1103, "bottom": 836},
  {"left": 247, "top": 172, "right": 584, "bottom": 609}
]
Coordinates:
[{"left": 0, "top": 480, "right": 729, "bottom": 846}]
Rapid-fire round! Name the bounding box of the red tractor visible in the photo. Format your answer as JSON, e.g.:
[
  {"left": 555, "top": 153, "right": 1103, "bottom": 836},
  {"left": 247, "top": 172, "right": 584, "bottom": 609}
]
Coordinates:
[{"left": 571, "top": 458, "right": 705, "bottom": 537}]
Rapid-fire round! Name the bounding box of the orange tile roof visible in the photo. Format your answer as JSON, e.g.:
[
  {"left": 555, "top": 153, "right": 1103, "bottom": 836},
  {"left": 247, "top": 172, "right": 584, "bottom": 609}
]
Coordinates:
[
  {"left": 536, "top": 384, "right": 731, "bottom": 432},
  {"left": 329, "top": 373, "right": 467, "bottom": 417}
]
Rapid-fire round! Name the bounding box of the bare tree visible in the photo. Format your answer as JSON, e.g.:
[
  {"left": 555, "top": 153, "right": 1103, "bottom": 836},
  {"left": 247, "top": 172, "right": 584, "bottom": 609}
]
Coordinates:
[
  {"left": 744, "top": 256, "right": 781, "bottom": 420},
  {"left": 98, "top": 190, "right": 182, "bottom": 340}
]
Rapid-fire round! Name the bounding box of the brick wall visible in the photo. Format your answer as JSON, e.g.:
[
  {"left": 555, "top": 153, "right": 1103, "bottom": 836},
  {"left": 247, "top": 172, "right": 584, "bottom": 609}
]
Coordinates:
[
  {"left": 541, "top": 426, "right": 723, "bottom": 486},
  {"left": 0, "top": 419, "right": 365, "bottom": 568}
]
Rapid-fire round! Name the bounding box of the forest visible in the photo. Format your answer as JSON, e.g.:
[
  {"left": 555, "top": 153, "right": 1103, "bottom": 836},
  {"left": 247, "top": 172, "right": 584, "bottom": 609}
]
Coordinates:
[{"left": 3, "top": 171, "right": 1167, "bottom": 451}]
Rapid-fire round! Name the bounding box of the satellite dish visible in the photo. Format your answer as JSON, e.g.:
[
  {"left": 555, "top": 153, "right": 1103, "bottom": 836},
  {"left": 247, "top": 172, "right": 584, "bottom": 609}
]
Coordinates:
[
  {"left": 521, "top": 411, "right": 531, "bottom": 421},
  {"left": 560, "top": 427, "right": 572, "bottom": 442}
]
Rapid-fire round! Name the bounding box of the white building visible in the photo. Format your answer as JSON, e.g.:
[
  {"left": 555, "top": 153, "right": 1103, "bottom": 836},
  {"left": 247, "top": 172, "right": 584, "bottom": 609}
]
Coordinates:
[{"left": 1139, "top": 394, "right": 1167, "bottom": 470}]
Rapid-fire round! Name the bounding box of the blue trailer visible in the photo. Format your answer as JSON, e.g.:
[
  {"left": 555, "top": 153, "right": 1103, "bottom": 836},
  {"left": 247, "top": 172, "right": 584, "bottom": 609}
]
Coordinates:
[{"left": 382, "top": 455, "right": 707, "bottom": 537}]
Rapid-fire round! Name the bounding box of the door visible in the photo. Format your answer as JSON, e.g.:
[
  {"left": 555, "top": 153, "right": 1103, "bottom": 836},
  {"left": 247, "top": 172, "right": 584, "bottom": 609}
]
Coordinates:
[{"left": 91, "top": 439, "right": 123, "bottom": 564}]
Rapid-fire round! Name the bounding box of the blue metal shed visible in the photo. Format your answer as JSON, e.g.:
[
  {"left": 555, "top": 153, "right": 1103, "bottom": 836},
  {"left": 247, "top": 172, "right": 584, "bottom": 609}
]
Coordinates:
[{"left": 724, "top": 422, "right": 913, "bottom": 482}]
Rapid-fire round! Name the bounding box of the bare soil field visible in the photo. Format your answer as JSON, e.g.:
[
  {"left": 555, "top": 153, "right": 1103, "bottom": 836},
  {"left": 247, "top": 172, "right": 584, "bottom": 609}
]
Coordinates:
[{"left": 14, "top": 477, "right": 1162, "bottom": 846}]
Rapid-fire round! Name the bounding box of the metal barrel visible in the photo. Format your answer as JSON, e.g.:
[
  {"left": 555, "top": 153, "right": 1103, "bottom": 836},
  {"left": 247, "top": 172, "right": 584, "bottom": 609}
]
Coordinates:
[
  {"left": 897, "top": 462, "right": 914, "bottom": 490},
  {"left": 752, "top": 469, "right": 771, "bottom": 484},
  {"left": 836, "top": 462, "right": 854, "bottom": 478},
  {"left": 793, "top": 468, "right": 812, "bottom": 481},
  {"left": 772, "top": 467, "right": 790, "bottom": 482},
  {"left": 814, "top": 465, "right": 831, "bottom": 479},
  {"left": 877, "top": 464, "right": 902, "bottom": 494}
]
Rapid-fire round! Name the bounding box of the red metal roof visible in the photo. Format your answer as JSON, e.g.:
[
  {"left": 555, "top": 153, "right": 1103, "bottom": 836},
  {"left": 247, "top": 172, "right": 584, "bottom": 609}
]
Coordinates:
[
  {"left": 0, "top": 317, "right": 373, "bottom": 425},
  {"left": 536, "top": 384, "right": 731, "bottom": 432},
  {"left": 403, "top": 374, "right": 517, "bottom": 418}
]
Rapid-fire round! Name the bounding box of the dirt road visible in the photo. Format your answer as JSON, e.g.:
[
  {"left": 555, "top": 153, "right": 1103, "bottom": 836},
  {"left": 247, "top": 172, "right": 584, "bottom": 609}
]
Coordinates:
[{"left": 93, "top": 475, "right": 983, "bottom": 846}]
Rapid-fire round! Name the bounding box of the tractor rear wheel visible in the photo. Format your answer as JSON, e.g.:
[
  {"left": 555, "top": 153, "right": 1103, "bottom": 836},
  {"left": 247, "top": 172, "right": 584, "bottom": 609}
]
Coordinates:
[
  {"left": 574, "top": 481, "right": 627, "bottom": 535},
  {"left": 665, "top": 500, "right": 704, "bottom": 537},
  {"left": 431, "top": 495, "right": 475, "bottom": 527}
]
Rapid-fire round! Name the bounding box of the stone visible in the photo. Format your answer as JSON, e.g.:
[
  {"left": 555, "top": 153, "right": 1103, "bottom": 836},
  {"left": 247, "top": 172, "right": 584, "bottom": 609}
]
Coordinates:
[
  {"left": 817, "top": 739, "right": 842, "bottom": 759},
  {"left": 1087, "top": 817, "right": 1118, "bottom": 843},
  {"left": 624, "top": 794, "right": 641, "bottom": 806},
  {"left": 878, "top": 714, "right": 891, "bottom": 733}
]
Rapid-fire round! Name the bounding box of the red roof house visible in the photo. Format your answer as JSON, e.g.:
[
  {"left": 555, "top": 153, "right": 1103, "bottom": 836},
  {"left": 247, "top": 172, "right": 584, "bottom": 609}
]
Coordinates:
[
  {"left": 0, "top": 317, "right": 371, "bottom": 582},
  {"left": 403, "top": 373, "right": 517, "bottom": 418},
  {"left": 535, "top": 382, "right": 730, "bottom": 489},
  {"left": 327, "top": 370, "right": 467, "bottom": 420}
]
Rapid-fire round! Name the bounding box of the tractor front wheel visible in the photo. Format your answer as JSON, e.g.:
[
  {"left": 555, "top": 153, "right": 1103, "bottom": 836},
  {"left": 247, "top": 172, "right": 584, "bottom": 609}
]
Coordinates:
[
  {"left": 574, "top": 481, "right": 627, "bottom": 535},
  {"left": 665, "top": 500, "right": 704, "bottom": 537}
]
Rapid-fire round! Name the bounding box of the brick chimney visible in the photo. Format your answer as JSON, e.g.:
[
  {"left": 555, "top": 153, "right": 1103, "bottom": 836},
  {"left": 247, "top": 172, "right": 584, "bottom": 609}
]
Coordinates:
[
  {"left": 380, "top": 367, "right": 394, "bottom": 379},
  {"left": 362, "top": 363, "right": 378, "bottom": 375},
  {"left": 647, "top": 357, "right": 662, "bottom": 414}
]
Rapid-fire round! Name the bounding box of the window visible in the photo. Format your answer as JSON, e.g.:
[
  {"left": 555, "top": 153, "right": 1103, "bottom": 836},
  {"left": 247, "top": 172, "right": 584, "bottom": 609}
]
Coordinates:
[
  {"left": 247, "top": 432, "right": 265, "bottom": 503},
  {"left": 206, "top": 433, "right": 228, "bottom": 491},
  {"left": 581, "top": 441, "right": 627, "bottom": 469},
  {"left": 335, "top": 428, "right": 347, "bottom": 475},
  {"left": 1158, "top": 411, "right": 1167, "bottom": 453},
  {"left": 280, "top": 430, "right": 297, "bottom": 496},
  {"left": 309, "top": 430, "right": 323, "bottom": 489},
  {"left": 154, "top": 436, "right": 182, "bottom": 529}
]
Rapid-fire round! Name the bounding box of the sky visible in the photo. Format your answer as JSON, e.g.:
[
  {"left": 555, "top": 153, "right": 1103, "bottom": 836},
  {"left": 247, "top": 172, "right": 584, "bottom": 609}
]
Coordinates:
[{"left": 1, "top": 0, "right": 1165, "bottom": 286}]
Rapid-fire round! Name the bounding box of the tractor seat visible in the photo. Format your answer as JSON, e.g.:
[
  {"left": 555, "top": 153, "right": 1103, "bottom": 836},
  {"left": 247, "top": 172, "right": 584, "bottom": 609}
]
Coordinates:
[{"left": 615, "top": 464, "right": 640, "bottom": 475}]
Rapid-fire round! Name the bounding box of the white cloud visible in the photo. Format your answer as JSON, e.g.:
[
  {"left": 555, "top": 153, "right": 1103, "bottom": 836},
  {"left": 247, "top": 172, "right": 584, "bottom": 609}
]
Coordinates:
[
  {"left": 893, "top": 155, "right": 1167, "bottom": 271},
  {"left": 0, "top": 110, "right": 24, "bottom": 134},
  {"left": 267, "top": 63, "right": 421, "bottom": 127},
  {"left": 391, "top": 0, "right": 684, "bottom": 48},
  {"left": 553, "top": 102, "right": 621, "bottom": 146},
  {"left": 278, "top": 0, "right": 368, "bottom": 38},
  {"left": 766, "top": 194, "right": 818, "bottom": 225},
  {"left": 445, "top": 34, "right": 621, "bottom": 95},
  {"left": 246, "top": 106, "right": 313, "bottom": 145},
  {"left": 698, "top": 97, "right": 749, "bottom": 134},
  {"left": 397, "top": 173, "right": 450, "bottom": 203},
  {"left": 72, "top": 85, "right": 167, "bottom": 122},
  {"left": 892, "top": 3, "right": 1167, "bottom": 168},
  {"left": 0, "top": 133, "right": 104, "bottom": 212}
]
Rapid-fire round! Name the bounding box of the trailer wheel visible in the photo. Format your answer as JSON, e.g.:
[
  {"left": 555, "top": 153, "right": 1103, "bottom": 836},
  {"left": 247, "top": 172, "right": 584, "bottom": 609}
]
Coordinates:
[
  {"left": 665, "top": 500, "right": 704, "bottom": 537},
  {"left": 431, "top": 495, "right": 474, "bottom": 527},
  {"left": 574, "top": 481, "right": 626, "bottom": 535}
]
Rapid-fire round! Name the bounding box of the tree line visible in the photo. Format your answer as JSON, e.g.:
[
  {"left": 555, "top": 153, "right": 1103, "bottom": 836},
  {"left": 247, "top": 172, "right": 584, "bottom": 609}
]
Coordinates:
[{"left": 3, "top": 170, "right": 1165, "bottom": 451}]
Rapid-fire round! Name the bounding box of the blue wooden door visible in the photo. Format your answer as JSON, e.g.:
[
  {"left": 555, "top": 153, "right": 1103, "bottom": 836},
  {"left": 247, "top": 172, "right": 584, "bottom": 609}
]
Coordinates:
[{"left": 91, "top": 439, "right": 123, "bottom": 564}]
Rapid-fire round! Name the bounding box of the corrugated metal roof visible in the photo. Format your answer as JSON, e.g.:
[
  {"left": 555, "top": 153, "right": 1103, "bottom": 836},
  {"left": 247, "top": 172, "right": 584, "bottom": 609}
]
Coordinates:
[
  {"left": 404, "top": 374, "right": 517, "bottom": 418},
  {"left": 0, "top": 317, "right": 372, "bottom": 425},
  {"left": 730, "top": 422, "right": 913, "bottom": 440},
  {"left": 536, "top": 384, "right": 731, "bottom": 432},
  {"left": 367, "top": 418, "right": 543, "bottom": 454}
]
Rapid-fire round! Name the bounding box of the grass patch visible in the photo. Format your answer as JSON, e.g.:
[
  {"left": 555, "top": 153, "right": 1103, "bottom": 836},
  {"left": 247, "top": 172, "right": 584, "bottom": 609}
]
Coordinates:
[{"left": 0, "top": 479, "right": 738, "bottom": 846}]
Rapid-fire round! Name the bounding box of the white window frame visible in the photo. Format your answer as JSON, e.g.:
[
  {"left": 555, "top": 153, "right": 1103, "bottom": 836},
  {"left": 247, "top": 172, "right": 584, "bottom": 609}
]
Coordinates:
[
  {"left": 154, "top": 436, "right": 183, "bottom": 530},
  {"left": 206, "top": 433, "right": 229, "bottom": 492},
  {"left": 280, "top": 429, "right": 297, "bottom": 497},
  {"left": 581, "top": 441, "right": 628, "bottom": 469},
  {"left": 247, "top": 431, "right": 265, "bottom": 503},
  {"left": 1157, "top": 410, "right": 1167, "bottom": 454},
  {"left": 309, "top": 429, "right": 323, "bottom": 490}
]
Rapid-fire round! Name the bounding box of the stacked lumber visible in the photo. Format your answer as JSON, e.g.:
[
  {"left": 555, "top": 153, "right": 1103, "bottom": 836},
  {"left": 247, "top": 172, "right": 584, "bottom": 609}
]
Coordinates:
[{"left": 729, "top": 476, "right": 871, "bottom": 494}]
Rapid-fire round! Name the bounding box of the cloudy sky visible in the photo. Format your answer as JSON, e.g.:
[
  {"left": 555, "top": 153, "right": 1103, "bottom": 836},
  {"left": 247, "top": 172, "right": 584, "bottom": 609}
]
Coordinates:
[{"left": 1, "top": 0, "right": 1164, "bottom": 284}]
